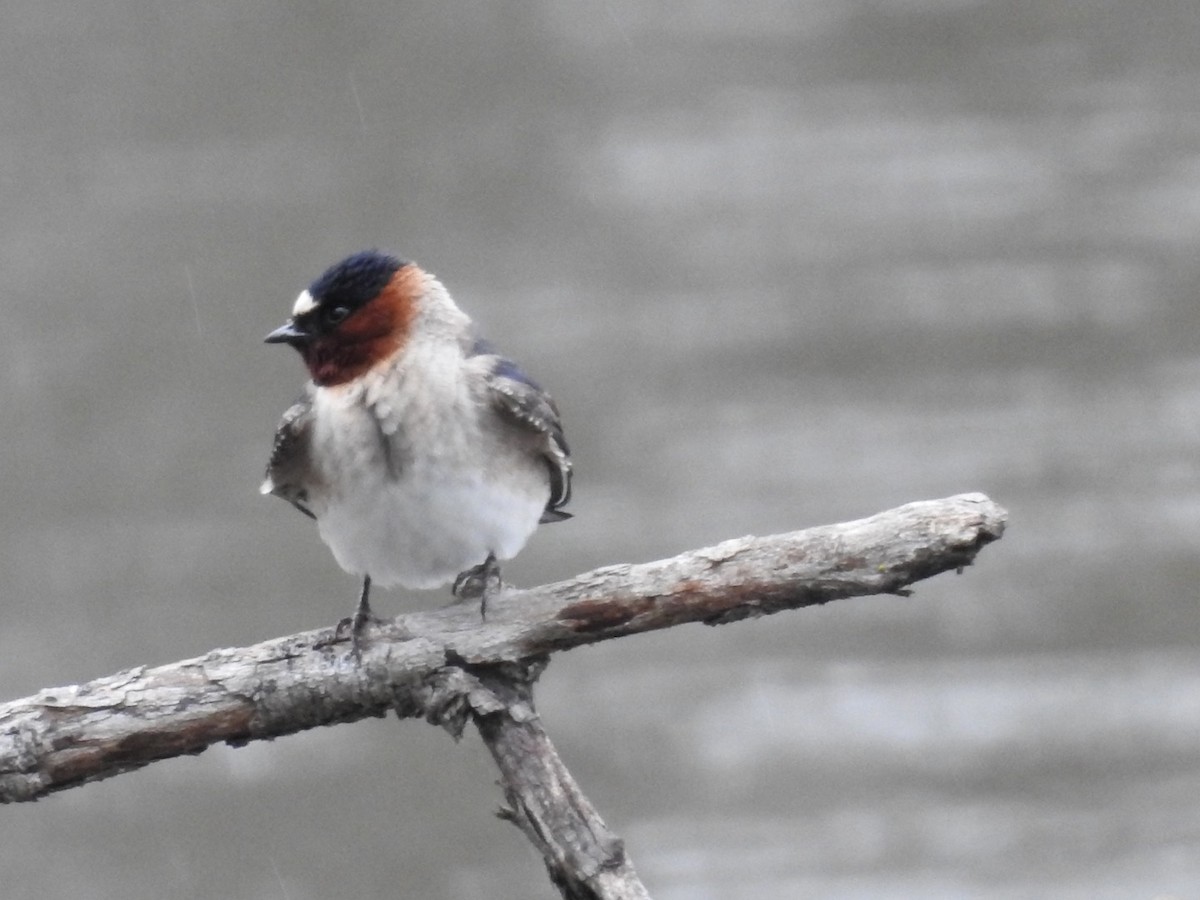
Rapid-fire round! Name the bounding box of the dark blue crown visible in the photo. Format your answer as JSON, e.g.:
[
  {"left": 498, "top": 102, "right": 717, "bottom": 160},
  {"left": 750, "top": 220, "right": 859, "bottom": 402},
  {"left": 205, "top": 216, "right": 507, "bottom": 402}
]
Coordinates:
[{"left": 308, "top": 250, "right": 408, "bottom": 311}]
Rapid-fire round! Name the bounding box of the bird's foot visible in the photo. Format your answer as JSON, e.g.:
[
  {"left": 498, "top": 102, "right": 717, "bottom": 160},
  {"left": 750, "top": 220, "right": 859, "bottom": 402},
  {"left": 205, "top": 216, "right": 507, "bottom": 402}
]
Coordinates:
[
  {"left": 451, "top": 553, "right": 502, "bottom": 620},
  {"left": 333, "top": 608, "right": 387, "bottom": 660},
  {"left": 330, "top": 576, "right": 386, "bottom": 661}
]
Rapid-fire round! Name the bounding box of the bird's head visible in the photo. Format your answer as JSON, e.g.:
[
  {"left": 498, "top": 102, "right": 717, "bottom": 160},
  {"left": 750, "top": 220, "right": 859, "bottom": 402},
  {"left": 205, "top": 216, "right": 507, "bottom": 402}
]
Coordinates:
[{"left": 265, "top": 251, "right": 422, "bottom": 387}]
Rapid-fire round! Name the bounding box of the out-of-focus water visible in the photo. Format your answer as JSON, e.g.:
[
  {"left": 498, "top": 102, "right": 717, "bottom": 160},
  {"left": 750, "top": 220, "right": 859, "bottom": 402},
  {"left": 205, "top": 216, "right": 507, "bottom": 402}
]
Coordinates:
[{"left": 2, "top": 3, "right": 1198, "bottom": 898}]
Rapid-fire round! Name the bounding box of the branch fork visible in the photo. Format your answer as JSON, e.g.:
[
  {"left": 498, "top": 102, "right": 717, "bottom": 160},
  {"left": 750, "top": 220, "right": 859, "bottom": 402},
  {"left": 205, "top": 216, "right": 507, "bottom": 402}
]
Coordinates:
[{"left": 0, "top": 493, "right": 1007, "bottom": 899}]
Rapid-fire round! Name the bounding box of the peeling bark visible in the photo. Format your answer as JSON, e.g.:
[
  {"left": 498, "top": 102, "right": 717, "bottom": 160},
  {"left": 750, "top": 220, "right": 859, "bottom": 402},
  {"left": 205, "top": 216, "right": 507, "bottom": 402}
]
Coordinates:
[{"left": 0, "top": 493, "right": 1006, "bottom": 899}]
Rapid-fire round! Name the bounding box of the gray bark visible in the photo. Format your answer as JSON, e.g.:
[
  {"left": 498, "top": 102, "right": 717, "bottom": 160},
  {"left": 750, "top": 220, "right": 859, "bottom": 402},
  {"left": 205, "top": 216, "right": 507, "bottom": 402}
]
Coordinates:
[{"left": 0, "top": 492, "right": 1007, "bottom": 898}]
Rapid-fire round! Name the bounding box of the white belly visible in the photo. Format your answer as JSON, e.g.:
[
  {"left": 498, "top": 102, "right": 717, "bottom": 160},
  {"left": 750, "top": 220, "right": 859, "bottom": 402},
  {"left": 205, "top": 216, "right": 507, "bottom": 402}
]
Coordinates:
[
  {"left": 307, "top": 365, "right": 551, "bottom": 590},
  {"left": 317, "top": 468, "right": 548, "bottom": 589}
]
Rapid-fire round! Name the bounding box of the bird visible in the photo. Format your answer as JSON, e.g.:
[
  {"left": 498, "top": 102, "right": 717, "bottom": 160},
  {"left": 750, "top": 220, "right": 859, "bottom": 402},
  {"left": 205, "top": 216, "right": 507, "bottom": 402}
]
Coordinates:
[{"left": 261, "top": 250, "right": 571, "bottom": 651}]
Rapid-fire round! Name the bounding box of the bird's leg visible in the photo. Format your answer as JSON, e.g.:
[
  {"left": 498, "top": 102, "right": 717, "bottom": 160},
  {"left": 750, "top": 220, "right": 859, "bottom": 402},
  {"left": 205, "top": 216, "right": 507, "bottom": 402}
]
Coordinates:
[
  {"left": 334, "top": 575, "right": 383, "bottom": 658},
  {"left": 353, "top": 573, "right": 375, "bottom": 634},
  {"left": 452, "top": 553, "right": 502, "bottom": 620},
  {"left": 479, "top": 554, "right": 502, "bottom": 620}
]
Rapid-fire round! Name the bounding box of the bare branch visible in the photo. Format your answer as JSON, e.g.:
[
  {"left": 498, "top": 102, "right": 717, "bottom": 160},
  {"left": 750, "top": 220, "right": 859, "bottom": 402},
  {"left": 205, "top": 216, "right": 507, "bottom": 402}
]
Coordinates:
[
  {"left": 0, "top": 492, "right": 1005, "bottom": 804},
  {"left": 467, "top": 660, "right": 652, "bottom": 899}
]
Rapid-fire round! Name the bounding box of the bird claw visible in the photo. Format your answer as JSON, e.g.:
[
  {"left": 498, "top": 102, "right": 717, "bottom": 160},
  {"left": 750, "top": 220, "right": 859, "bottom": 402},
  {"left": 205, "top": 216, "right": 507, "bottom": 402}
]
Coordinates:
[
  {"left": 334, "top": 608, "right": 386, "bottom": 660},
  {"left": 333, "top": 609, "right": 386, "bottom": 638},
  {"left": 452, "top": 568, "right": 486, "bottom": 600},
  {"left": 452, "top": 554, "right": 502, "bottom": 619}
]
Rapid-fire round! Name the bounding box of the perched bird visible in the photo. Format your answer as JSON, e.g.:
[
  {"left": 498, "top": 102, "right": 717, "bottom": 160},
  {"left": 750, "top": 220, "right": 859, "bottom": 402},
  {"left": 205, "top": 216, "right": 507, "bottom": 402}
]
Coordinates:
[{"left": 261, "top": 251, "right": 571, "bottom": 648}]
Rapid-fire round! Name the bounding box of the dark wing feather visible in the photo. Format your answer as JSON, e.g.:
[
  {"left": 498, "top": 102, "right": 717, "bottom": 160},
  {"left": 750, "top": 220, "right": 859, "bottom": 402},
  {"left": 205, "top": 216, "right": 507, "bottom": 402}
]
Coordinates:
[
  {"left": 262, "top": 393, "right": 318, "bottom": 520},
  {"left": 473, "top": 341, "right": 572, "bottom": 521}
]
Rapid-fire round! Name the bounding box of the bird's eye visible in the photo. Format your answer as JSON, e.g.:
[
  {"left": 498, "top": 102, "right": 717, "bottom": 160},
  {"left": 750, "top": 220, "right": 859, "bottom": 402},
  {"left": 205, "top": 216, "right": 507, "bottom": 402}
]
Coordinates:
[{"left": 325, "top": 305, "right": 351, "bottom": 325}]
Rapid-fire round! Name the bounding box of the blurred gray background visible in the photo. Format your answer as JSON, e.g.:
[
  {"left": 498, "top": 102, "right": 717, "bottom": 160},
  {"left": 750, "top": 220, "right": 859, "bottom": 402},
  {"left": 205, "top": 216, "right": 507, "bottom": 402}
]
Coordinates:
[{"left": 2, "top": 2, "right": 1198, "bottom": 898}]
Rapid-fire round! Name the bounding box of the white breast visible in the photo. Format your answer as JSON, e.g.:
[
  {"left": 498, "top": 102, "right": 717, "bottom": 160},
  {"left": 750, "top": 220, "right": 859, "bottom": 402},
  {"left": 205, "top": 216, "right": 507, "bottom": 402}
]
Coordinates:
[{"left": 306, "top": 345, "right": 550, "bottom": 589}]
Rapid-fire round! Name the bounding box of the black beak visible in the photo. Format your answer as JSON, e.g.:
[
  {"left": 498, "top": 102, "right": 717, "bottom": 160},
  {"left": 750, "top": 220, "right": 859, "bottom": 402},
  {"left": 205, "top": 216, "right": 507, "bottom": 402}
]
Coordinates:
[{"left": 264, "top": 320, "right": 311, "bottom": 346}]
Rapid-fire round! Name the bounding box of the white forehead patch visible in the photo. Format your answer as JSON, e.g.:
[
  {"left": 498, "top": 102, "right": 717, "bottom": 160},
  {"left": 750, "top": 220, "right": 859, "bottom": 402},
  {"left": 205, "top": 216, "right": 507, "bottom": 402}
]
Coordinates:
[{"left": 292, "top": 289, "right": 317, "bottom": 317}]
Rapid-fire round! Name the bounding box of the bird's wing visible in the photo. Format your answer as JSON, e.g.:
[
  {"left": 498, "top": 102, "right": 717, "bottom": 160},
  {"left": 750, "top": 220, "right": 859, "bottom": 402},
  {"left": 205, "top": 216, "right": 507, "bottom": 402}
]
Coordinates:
[
  {"left": 261, "top": 389, "right": 318, "bottom": 520},
  {"left": 471, "top": 338, "right": 572, "bottom": 522}
]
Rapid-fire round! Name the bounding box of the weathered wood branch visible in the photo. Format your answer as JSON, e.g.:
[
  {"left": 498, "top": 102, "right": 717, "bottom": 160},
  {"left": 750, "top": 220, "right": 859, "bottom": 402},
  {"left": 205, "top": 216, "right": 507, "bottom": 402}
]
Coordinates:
[
  {"left": 0, "top": 493, "right": 1005, "bottom": 897},
  {"left": 469, "top": 660, "right": 652, "bottom": 899},
  {"left": 0, "top": 493, "right": 1005, "bottom": 805}
]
